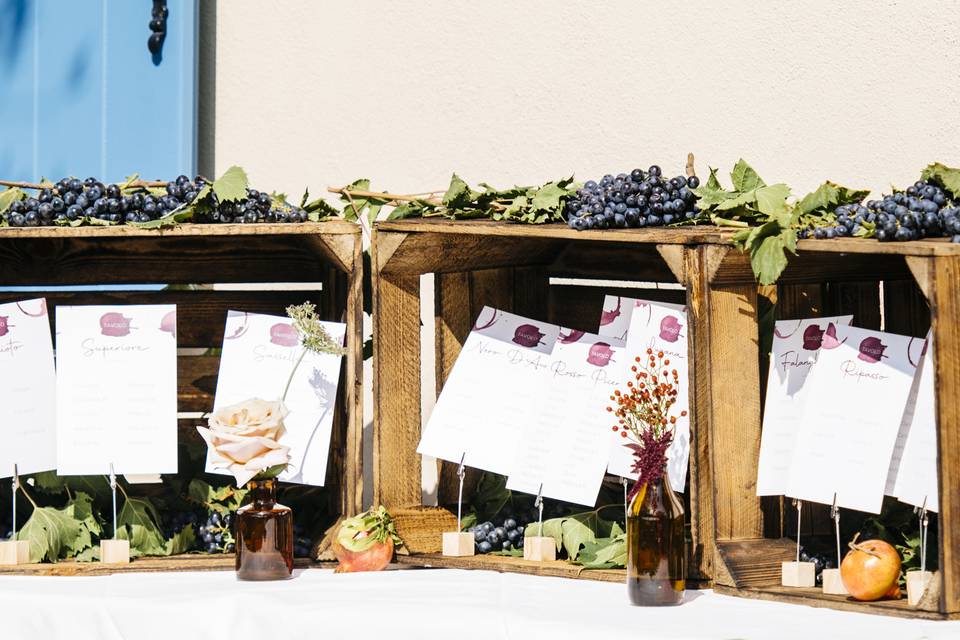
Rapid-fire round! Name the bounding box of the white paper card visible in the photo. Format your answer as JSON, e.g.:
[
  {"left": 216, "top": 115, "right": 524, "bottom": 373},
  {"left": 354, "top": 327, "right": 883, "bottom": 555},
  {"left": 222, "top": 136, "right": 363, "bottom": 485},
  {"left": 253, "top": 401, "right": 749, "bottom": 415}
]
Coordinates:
[
  {"left": 613, "top": 302, "right": 690, "bottom": 493},
  {"left": 55, "top": 305, "right": 178, "bottom": 475},
  {"left": 756, "top": 316, "right": 853, "bottom": 496},
  {"left": 507, "top": 330, "right": 626, "bottom": 506},
  {"left": 417, "top": 307, "right": 560, "bottom": 474},
  {"left": 893, "top": 332, "right": 938, "bottom": 512},
  {"left": 0, "top": 299, "right": 57, "bottom": 477},
  {"left": 785, "top": 324, "right": 919, "bottom": 513},
  {"left": 598, "top": 295, "right": 685, "bottom": 341},
  {"left": 211, "top": 311, "right": 346, "bottom": 486}
]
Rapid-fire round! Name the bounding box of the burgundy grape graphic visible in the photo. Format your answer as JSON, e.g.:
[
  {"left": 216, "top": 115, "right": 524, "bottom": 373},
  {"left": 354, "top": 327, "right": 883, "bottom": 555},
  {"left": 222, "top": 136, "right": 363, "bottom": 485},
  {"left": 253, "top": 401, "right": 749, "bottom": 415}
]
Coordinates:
[
  {"left": 473, "top": 308, "right": 498, "bottom": 331},
  {"left": 586, "top": 341, "right": 615, "bottom": 367},
  {"left": 858, "top": 337, "right": 888, "bottom": 363},
  {"left": 599, "top": 297, "right": 622, "bottom": 327},
  {"left": 160, "top": 310, "right": 177, "bottom": 338},
  {"left": 0, "top": 315, "right": 10, "bottom": 337},
  {"left": 512, "top": 324, "right": 545, "bottom": 347},
  {"left": 559, "top": 329, "right": 585, "bottom": 344},
  {"left": 802, "top": 324, "right": 825, "bottom": 350},
  {"left": 820, "top": 322, "right": 844, "bottom": 349},
  {"left": 269, "top": 323, "right": 300, "bottom": 347},
  {"left": 659, "top": 315, "right": 683, "bottom": 343},
  {"left": 16, "top": 299, "right": 47, "bottom": 318},
  {"left": 99, "top": 312, "right": 134, "bottom": 337}
]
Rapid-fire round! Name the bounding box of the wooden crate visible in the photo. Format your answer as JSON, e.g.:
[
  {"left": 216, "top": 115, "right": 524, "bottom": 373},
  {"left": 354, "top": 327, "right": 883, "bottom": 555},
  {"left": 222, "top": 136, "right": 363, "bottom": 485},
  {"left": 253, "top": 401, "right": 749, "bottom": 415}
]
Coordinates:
[
  {"left": 0, "top": 222, "right": 363, "bottom": 574},
  {"left": 372, "top": 218, "right": 733, "bottom": 584},
  {"left": 701, "top": 237, "right": 959, "bottom": 619}
]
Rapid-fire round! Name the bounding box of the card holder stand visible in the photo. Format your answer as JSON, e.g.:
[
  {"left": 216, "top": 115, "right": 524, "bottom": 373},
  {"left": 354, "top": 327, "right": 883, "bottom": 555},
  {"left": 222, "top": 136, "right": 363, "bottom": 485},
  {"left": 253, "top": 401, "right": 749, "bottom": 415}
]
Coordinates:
[
  {"left": 524, "top": 484, "right": 556, "bottom": 563},
  {"left": 0, "top": 464, "right": 30, "bottom": 566},
  {"left": 99, "top": 463, "right": 130, "bottom": 564},
  {"left": 782, "top": 499, "right": 815, "bottom": 588},
  {"left": 442, "top": 453, "right": 474, "bottom": 558},
  {"left": 822, "top": 494, "right": 848, "bottom": 595}
]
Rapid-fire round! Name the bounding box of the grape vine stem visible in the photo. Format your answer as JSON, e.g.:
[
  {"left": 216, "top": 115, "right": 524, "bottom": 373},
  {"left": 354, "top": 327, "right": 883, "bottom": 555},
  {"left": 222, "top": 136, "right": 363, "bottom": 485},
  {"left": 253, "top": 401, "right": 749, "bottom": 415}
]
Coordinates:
[{"left": 0, "top": 179, "right": 168, "bottom": 190}]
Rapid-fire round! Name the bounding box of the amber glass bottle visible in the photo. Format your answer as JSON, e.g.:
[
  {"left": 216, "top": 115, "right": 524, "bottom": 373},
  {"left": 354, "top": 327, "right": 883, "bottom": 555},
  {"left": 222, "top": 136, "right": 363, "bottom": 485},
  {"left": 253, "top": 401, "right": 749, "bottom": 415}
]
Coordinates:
[
  {"left": 626, "top": 470, "right": 685, "bottom": 605},
  {"left": 235, "top": 479, "right": 294, "bottom": 580}
]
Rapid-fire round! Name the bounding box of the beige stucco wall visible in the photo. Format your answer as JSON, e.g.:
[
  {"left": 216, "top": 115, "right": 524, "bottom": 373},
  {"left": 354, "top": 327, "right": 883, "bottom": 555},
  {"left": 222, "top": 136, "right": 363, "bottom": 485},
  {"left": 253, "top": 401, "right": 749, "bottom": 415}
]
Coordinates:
[
  {"left": 201, "top": 0, "right": 960, "bottom": 506},
  {"left": 206, "top": 1, "right": 960, "bottom": 199}
]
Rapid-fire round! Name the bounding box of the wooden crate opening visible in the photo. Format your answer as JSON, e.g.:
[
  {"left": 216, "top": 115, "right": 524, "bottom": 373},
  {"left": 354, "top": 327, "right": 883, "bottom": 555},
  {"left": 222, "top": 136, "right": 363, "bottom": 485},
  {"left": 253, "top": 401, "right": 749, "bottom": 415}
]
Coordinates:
[
  {"left": 0, "top": 223, "right": 363, "bottom": 575},
  {"left": 373, "top": 220, "right": 731, "bottom": 583},
  {"left": 703, "top": 238, "right": 958, "bottom": 619}
]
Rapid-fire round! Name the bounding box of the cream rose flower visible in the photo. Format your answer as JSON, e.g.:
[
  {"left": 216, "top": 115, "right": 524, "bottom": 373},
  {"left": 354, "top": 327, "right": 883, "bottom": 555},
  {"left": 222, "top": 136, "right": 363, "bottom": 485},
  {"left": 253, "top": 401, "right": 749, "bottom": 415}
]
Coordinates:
[{"left": 198, "top": 398, "right": 292, "bottom": 486}]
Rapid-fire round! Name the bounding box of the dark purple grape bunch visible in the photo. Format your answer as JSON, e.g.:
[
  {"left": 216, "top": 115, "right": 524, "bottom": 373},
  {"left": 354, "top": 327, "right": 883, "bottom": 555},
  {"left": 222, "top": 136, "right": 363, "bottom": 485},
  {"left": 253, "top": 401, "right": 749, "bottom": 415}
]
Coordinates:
[
  {"left": 566, "top": 166, "right": 701, "bottom": 231},
  {"left": 148, "top": 1, "right": 168, "bottom": 56},
  {"left": 193, "top": 186, "right": 309, "bottom": 224},
  {"left": 469, "top": 516, "right": 525, "bottom": 554},
  {"left": 798, "top": 545, "right": 836, "bottom": 587},
  {"left": 293, "top": 523, "right": 313, "bottom": 558},
  {"left": 161, "top": 510, "right": 203, "bottom": 551},
  {"left": 5, "top": 175, "right": 198, "bottom": 227},
  {"left": 197, "top": 510, "right": 235, "bottom": 554}
]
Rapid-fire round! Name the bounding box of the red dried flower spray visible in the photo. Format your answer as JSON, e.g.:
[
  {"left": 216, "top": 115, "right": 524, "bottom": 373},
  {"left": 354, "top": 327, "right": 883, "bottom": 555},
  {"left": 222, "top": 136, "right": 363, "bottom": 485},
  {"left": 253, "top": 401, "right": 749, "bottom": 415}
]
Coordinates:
[{"left": 608, "top": 349, "right": 687, "bottom": 500}]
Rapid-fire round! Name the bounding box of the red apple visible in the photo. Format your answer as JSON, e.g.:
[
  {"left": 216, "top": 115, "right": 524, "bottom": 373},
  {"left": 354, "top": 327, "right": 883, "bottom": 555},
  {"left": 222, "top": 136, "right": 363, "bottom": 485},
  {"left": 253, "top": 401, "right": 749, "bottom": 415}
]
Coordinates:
[{"left": 840, "top": 534, "right": 901, "bottom": 601}]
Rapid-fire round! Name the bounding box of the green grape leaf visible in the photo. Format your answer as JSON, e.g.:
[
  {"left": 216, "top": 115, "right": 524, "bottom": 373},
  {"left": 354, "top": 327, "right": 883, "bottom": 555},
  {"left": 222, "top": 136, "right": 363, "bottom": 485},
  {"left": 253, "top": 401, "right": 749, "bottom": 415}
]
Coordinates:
[
  {"left": 560, "top": 514, "right": 597, "bottom": 560},
  {"left": 64, "top": 491, "right": 102, "bottom": 556},
  {"left": 575, "top": 533, "right": 627, "bottom": 569},
  {"left": 0, "top": 187, "right": 25, "bottom": 215},
  {"left": 163, "top": 524, "right": 197, "bottom": 555},
  {"left": 17, "top": 505, "right": 83, "bottom": 563},
  {"left": 755, "top": 184, "right": 792, "bottom": 219},
  {"left": 731, "top": 159, "right": 766, "bottom": 192},
  {"left": 530, "top": 179, "right": 572, "bottom": 213},
  {"left": 212, "top": 165, "right": 249, "bottom": 202},
  {"left": 75, "top": 546, "right": 101, "bottom": 562},
  {"left": 921, "top": 162, "right": 960, "bottom": 199},
  {"left": 797, "top": 181, "right": 870, "bottom": 216},
  {"left": 300, "top": 188, "right": 310, "bottom": 207},
  {"left": 130, "top": 204, "right": 195, "bottom": 229},
  {"left": 442, "top": 173, "right": 482, "bottom": 209},
  {"left": 116, "top": 496, "right": 167, "bottom": 557}
]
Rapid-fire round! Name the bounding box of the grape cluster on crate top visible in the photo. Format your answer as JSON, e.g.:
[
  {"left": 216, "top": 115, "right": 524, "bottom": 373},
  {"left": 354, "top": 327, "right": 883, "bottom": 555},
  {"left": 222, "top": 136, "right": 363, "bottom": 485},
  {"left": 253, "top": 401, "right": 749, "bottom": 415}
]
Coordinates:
[
  {"left": 469, "top": 516, "right": 525, "bottom": 554},
  {"left": 802, "top": 179, "right": 960, "bottom": 242},
  {"left": 0, "top": 166, "right": 319, "bottom": 228},
  {"left": 566, "top": 165, "right": 701, "bottom": 230}
]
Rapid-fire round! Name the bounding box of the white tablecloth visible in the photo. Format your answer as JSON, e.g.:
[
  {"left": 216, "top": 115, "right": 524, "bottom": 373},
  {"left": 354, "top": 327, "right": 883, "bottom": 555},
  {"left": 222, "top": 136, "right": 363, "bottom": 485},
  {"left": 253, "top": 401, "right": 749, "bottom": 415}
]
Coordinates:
[{"left": 0, "top": 568, "right": 957, "bottom": 640}]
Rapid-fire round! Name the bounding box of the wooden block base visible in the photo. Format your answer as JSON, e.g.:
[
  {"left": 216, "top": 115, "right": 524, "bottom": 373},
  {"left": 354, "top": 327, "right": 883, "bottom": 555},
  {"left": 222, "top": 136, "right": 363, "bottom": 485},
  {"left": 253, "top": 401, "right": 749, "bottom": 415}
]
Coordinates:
[
  {"left": 907, "top": 570, "right": 935, "bottom": 606},
  {"left": 523, "top": 536, "right": 556, "bottom": 562},
  {"left": 0, "top": 540, "right": 30, "bottom": 566},
  {"left": 442, "top": 532, "right": 475, "bottom": 557},
  {"left": 100, "top": 539, "right": 130, "bottom": 564},
  {"left": 821, "top": 568, "right": 848, "bottom": 595},
  {"left": 781, "top": 561, "right": 816, "bottom": 587}
]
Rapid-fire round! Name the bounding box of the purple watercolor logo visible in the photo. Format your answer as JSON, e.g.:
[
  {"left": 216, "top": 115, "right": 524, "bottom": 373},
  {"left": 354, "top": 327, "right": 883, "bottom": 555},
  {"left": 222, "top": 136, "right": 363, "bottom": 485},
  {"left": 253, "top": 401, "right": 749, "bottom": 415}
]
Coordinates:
[
  {"left": 586, "top": 342, "right": 615, "bottom": 367},
  {"left": 160, "top": 310, "right": 177, "bottom": 338},
  {"left": 269, "top": 323, "right": 300, "bottom": 347},
  {"left": 0, "top": 315, "right": 10, "bottom": 337},
  {"left": 820, "top": 323, "right": 844, "bottom": 349},
  {"left": 559, "top": 329, "right": 585, "bottom": 344},
  {"left": 599, "top": 298, "right": 622, "bottom": 327},
  {"left": 802, "top": 324, "right": 825, "bottom": 350},
  {"left": 99, "top": 312, "right": 134, "bottom": 337},
  {"left": 659, "top": 315, "right": 682, "bottom": 343},
  {"left": 858, "top": 337, "right": 888, "bottom": 363},
  {"left": 16, "top": 299, "right": 47, "bottom": 318},
  {"left": 512, "top": 324, "right": 545, "bottom": 347}
]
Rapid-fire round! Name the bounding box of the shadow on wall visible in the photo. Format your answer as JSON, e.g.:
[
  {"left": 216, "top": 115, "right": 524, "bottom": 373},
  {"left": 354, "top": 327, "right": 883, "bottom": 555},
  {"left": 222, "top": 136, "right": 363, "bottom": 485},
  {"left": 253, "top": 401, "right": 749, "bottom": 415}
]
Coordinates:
[
  {"left": 0, "top": 0, "right": 29, "bottom": 71},
  {"left": 197, "top": 0, "right": 216, "bottom": 177}
]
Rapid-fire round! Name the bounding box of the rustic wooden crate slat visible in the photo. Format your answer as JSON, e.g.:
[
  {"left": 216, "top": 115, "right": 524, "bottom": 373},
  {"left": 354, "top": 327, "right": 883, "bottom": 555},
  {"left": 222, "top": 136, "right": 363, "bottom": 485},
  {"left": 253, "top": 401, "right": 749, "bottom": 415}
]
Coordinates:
[
  {"left": 372, "top": 220, "right": 716, "bottom": 584},
  {"left": 0, "top": 222, "right": 357, "bottom": 285},
  {"left": 0, "top": 555, "right": 328, "bottom": 576},
  {"left": 704, "top": 242, "right": 958, "bottom": 619},
  {"left": 0, "top": 222, "right": 364, "bottom": 573}
]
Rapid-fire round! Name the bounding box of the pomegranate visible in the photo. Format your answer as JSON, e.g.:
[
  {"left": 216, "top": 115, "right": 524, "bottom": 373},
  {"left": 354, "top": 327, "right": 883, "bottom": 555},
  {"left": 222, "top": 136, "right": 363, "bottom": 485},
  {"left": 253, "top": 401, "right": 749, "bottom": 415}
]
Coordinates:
[
  {"left": 332, "top": 506, "right": 401, "bottom": 573},
  {"left": 840, "top": 533, "right": 901, "bottom": 601}
]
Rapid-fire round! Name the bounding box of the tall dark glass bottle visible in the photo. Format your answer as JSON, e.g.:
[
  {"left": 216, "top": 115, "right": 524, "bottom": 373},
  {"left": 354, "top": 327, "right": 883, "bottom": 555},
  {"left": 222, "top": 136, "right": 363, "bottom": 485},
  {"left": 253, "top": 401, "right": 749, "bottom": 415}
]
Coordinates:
[
  {"left": 236, "top": 479, "right": 294, "bottom": 580},
  {"left": 626, "top": 469, "right": 685, "bottom": 605}
]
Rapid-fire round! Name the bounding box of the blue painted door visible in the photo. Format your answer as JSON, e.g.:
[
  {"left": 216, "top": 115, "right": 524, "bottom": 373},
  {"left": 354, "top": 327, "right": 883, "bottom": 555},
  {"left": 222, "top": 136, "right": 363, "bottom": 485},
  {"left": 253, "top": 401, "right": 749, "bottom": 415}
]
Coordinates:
[{"left": 0, "top": 0, "right": 197, "bottom": 184}]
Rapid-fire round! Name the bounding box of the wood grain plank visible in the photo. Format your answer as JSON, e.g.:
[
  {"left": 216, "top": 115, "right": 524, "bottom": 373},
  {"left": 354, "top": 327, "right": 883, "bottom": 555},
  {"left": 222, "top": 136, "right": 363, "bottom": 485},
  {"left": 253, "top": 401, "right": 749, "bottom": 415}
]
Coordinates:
[
  {"left": 705, "top": 267, "right": 764, "bottom": 543},
  {"left": 684, "top": 246, "right": 714, "bottom": 581},
  {"left": 0, "top": 234, "right": 345, "bottom": 286},
  {"left": 372, "top": 229, "right": 423, "bottom": 507},
  {"left": 380, "top": 233, "right": 563, "bottom": 276},
  {"left": 929, "top": 255, "right": 960, "bottom": 614}
]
